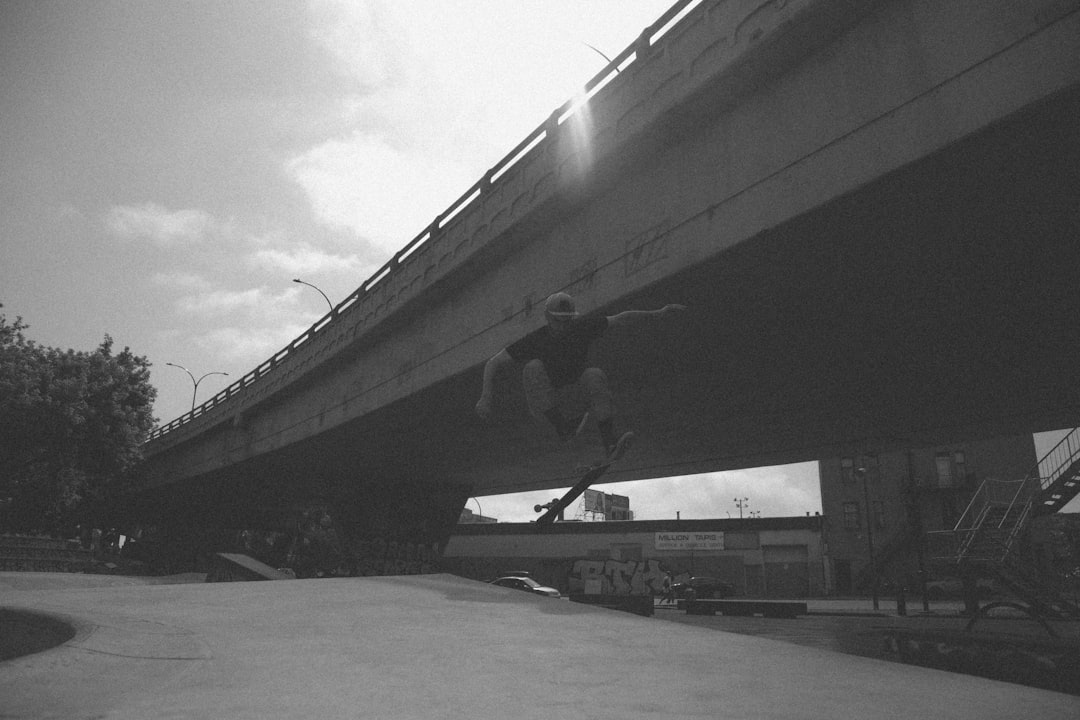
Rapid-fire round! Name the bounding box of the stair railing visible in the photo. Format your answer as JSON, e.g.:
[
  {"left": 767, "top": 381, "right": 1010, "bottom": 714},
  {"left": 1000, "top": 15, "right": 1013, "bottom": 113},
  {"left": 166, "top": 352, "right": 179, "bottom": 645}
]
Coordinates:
[
  {"left": 989, "top": 477, "right": 1030, "bottom": 533},
  {"left": 1001, "top": 499, "right": 1032, "bottom": 557},
  {"left": 927, "top": 479, "right": 986, "bottom": 561},
  {"left": 935, "top": 478, "right": 1027, "bottom": 563},
  {"left": 928, "top": 430, "right": 1080, "bottom": 564},
  {"left": 1032, "top": 427, "right": 1080, "bottom": 489}
]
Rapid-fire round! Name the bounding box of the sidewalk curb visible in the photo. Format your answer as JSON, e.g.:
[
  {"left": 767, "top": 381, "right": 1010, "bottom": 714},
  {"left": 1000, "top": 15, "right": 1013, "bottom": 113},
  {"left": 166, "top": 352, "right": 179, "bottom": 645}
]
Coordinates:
[{"left": 807, "top": 611, "right": 890, "bottom": 618}]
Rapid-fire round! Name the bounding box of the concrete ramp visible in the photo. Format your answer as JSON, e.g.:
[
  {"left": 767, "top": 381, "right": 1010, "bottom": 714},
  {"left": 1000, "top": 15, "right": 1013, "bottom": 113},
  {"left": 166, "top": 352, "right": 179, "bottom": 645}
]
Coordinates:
[
  {"left": 1, "top": 573, "right": 1077, "bottom": 718},
  {"left": 205, "top": 552, "right": 294, "bottom": 582}
]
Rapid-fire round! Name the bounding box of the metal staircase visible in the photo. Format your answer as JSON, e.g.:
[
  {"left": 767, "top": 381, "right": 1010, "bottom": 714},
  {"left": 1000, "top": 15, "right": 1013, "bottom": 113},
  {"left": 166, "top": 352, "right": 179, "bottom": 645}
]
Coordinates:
[
  {"left": 927, "top": 429, "right": 1080, "bottom": 621},
  {"left": 1031, "top": 428, "right": 1080, "bottom": 515}
]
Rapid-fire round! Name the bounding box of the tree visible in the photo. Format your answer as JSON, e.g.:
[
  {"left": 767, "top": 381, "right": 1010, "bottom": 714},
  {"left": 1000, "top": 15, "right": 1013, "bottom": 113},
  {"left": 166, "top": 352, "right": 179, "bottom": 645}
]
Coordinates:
[{"left": 0, "top": 305, "right": 157, "bottom": 534}]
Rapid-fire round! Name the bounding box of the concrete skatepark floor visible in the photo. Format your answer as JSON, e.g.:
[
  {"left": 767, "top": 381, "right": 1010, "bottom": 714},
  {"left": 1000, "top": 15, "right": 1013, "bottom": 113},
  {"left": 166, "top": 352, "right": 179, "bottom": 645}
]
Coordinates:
[
  {"left": 2, "top": 573, "right": 1078, "bottom": 719},
  {"left": 652, "top": 599, "right": 1080, "bottom": 694}
]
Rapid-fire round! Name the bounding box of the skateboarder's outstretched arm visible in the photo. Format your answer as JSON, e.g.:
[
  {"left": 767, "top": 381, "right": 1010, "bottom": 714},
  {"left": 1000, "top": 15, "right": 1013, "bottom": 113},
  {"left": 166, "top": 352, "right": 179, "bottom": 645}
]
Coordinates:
[
  {"left": 475, "top": 348, "right": 513, "bottom": 419},
  {"left": 606, "top": 303, "right": 686, "bottom": 328}
]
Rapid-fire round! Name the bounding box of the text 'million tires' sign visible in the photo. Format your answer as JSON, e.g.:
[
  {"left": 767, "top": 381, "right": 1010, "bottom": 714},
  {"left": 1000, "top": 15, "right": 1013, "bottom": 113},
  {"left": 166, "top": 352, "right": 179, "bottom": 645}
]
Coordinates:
[{"left": 654, "top": 532, "right": 724, "bottom": 551}]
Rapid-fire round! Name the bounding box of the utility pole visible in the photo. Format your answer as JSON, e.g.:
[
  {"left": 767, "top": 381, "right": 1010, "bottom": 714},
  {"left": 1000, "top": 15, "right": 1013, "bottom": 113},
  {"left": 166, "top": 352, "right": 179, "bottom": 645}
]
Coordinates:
[{"left": 857, "top": 466, "right": 880, "bottom": 611}]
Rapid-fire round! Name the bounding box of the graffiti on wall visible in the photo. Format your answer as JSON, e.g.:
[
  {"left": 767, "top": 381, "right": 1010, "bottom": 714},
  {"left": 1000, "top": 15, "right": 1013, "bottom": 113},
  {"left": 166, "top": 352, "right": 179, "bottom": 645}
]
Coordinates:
[
  {"left": 347, "top": 538, "right": 441, "bottom": 577},
  {"left": 568, "top": 558, "right": 666, "bottom": 596},
  {"left": 227, "top": 504, "right": 442, "bottom": 579}
]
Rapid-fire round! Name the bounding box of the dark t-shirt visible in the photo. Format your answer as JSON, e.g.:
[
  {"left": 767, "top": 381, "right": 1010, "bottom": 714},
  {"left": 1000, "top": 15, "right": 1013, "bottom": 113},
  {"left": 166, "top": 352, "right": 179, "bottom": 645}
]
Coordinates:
[{"left": 506, "top": 316, "right": 609, "bottom": 388}]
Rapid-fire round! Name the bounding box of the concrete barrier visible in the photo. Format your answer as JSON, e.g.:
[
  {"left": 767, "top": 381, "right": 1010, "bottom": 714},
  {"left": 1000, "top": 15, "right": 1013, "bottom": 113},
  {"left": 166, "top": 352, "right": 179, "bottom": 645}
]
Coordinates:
[{"left": 569, "top": 594, "right": 654, "bottom": 617}]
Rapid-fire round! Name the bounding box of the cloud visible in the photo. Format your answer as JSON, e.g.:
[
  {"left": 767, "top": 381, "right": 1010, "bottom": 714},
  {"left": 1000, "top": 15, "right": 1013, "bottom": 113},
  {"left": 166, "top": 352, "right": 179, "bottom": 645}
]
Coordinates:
[
  {"left": 249, "top": 242, "right": 369, "bottom": 276},
  {"left": 150, "top": 271, "right": 211, "bottom": 291},
  {"left": 478, "top": 463, "right": 822, "bottom": 523},
  {"left": 288, "top": 2, "right": 590, "bottom": 258},
  {"left": 307, "top": 0, "right": 406, "bottom": 88},
  {"left": 105, "top": 202, "right": 225, "bottom": 247},
  {"left": 287, "top": 132, "right": 477, "bottom": 255},
  {"left": 175, "top": 287, "right": 272, "bottom": 317},
  {"left": 610, "top": 466, "right": 822, "bottom": 520},
  {"left": 288, "top": 1, "right": 679, "bottom": 263},
  {"left": 57, "top": 203, "right": 85, "bottom": 222},
  {"left": 194, "top": 321, "right": 312, "bottom": 366}
]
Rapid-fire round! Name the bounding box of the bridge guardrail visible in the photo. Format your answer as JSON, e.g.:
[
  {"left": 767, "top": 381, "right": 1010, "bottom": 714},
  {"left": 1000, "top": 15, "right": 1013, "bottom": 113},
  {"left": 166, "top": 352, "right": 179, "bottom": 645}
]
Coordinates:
[{"left": 146, "top": 0, "right": 704, "bottom": 444}]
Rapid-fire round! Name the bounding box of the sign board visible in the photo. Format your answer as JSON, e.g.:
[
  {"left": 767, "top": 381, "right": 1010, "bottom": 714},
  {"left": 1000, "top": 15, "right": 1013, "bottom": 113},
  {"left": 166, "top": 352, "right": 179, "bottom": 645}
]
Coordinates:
[
  {"left": 583, "top": 490, "right": 631, "bottom": 517},
  {"left": 654, "top": 532, "right": 724, "bottom": 551}
]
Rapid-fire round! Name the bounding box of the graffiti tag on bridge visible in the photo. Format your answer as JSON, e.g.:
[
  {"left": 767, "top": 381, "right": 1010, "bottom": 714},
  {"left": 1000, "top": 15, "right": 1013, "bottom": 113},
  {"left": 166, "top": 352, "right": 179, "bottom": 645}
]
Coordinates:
[{"left": 623, "top": 222, "right": 670, "bottom": 278}]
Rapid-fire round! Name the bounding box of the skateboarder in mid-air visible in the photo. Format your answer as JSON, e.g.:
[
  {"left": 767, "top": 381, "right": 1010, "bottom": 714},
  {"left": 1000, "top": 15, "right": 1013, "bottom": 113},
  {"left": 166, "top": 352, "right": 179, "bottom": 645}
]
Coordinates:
[{"left": 475, "top": 292, "right": 686, "bottom": 464}]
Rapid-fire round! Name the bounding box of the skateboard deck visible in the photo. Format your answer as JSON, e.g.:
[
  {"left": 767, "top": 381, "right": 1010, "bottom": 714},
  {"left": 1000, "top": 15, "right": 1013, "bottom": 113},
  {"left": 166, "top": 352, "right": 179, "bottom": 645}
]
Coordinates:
[{"left": 535, "top": 459, "right": 617, "bottom": 526}]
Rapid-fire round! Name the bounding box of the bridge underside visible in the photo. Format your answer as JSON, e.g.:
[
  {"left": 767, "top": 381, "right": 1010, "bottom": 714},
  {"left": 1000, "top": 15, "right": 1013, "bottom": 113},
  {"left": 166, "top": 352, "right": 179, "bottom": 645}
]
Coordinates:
[{"left": 129, "top": 82, "right": 1080, "bottom": 541}]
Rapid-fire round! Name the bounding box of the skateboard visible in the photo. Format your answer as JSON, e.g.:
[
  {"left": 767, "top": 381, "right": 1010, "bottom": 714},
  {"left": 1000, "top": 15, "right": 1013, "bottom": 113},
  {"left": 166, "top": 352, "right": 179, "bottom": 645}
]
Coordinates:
[{"left": 535, "top": 432, "right": 632, "bottom": 526}]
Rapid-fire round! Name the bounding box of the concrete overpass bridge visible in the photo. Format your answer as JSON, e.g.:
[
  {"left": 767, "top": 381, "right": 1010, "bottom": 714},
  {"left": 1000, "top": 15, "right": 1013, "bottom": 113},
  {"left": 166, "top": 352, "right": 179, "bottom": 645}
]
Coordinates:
[{"left": 131, "top": 0, "right": 1080, "bottom": 553}]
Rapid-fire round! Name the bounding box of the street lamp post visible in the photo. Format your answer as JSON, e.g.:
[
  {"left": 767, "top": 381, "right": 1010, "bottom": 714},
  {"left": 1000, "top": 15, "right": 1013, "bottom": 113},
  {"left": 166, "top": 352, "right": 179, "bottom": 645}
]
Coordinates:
[
  {"left": 293, "top": 278, "right": 333, "bottom": 313},
  {"left": 905, "top": 448, "right": 930, "bottom": 613},
  {"left": 734, "top": 497, "right": 748, "bottom": 519},
  {"left": 165, "top": 363, "right": 229, "bottom": 412},
  {"left": 857, "top": 466, "right": 881, "bottom": 611}
]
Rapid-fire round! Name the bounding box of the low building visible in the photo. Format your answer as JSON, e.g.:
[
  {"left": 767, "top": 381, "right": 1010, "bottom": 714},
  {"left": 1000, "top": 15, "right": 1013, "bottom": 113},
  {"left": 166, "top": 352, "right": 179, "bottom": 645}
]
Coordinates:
[
  {"left": 457, "top": 507, "right": 498, "bottom": 524},
  {"left": 818, "top": 433, "right": 1039, "bottom": 595},
  {"left": 443, "top": 516, "right": 825, "bottom": 598}
]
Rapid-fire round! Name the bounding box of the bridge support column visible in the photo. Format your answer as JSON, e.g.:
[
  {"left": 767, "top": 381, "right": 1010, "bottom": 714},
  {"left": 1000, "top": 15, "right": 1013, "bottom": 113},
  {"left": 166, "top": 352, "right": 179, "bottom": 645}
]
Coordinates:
[{"left": 328, "top": 476, "right": 474, "bottom": 576}]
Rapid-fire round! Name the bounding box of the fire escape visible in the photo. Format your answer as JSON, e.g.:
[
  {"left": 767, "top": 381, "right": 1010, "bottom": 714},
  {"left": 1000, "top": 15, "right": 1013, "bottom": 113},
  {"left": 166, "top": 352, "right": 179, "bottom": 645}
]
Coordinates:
[{"left": 927, "top": 428, "right": 1080, "bottom": 622}]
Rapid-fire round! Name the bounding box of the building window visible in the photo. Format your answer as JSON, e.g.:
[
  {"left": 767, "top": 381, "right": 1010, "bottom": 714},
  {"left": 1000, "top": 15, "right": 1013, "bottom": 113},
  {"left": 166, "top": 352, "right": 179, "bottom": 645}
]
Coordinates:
[
  {"left": 841, "top": 457, "right": 855, "bottom": 484},
  {"left": 842, "top": 502, "right": 860, "bottom": 529},
  {"left": 954, "top": 452, "right": 967, "bottom": 486},
  {"left": 871, "top": 501, "right": 885, "bottom": 529},
  {"left": 935, "top": 453, "right": 954, "bottom": 488},
  {"left": 843, "top": 455, "right": 879, "bottom": 484}
]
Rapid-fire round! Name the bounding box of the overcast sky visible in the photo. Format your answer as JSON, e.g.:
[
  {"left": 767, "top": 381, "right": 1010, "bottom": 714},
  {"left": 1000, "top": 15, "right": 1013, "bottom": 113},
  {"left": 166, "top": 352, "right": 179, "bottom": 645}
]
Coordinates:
[{"left": 2, "top": 1, "right": 1073, "bottom": 523}]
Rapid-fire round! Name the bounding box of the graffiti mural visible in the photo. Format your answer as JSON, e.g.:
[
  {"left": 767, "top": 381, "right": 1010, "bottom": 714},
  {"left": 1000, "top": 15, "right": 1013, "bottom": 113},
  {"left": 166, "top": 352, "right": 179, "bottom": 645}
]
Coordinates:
[{"left": 567, "top": 558, "right": 666, "bottom": 596}]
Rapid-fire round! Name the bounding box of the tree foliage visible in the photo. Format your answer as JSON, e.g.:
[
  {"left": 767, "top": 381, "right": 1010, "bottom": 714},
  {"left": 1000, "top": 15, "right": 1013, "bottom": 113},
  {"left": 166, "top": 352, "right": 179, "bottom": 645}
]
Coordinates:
[{"left": 0, "top": 305, "right": 157, "bottom": 533}]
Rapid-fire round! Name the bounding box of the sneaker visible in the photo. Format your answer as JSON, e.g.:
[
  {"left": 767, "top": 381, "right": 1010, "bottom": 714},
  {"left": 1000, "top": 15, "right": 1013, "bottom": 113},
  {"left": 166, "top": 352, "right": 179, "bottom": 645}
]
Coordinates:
[{"left": 606, "top": 431, "right": 634, "bottom": 462}]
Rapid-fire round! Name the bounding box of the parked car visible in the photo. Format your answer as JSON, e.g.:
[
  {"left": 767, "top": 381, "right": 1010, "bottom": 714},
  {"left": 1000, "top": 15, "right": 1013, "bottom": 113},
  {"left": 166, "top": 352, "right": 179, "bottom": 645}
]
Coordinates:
[
  {"left": 924, "top": 577, "right": 996, "bottom": 600},
  {"left": 489, "top": 576, "right": 561, "bottom": 598},
  {"left": 670, "top": 576, "right": 735, "bottom": 599}
]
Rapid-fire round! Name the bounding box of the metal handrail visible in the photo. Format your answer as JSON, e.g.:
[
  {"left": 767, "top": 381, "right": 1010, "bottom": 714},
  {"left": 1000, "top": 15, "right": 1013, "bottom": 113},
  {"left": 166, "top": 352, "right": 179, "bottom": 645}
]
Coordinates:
[
  {"left": 934, "top": 430, "right": 1079, "bottom": 564},
  {"left": 951, "top": 478, "right": 989, "bottom": 533},
  {"left": 146, "top": 0, "right": 704, "bottom": 443},
  {"left": 1033, "top": 426, "right": 1080, "bottom": 492},
  {"left": 1004, "top": 500, "right": 1032, "bottom": 552},
  {"left": 1000, "top": 477, "right": 1032, "bottom": 529}
]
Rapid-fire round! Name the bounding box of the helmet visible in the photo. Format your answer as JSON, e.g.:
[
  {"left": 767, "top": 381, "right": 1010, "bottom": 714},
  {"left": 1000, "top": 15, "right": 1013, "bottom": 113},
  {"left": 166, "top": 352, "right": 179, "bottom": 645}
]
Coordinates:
[{"left": 544, "top": 292, "right": 578, "bottom": 319}]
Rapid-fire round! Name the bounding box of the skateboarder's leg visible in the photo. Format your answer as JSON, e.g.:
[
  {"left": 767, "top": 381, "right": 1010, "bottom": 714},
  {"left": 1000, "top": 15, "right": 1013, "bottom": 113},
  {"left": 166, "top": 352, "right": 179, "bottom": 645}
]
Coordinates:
[
  {"left": 580, "top": 367, "right": 631, "bottom": 458},
  {"left": 522, "top": 360, "right": 555, "bottom": 417},
  {"left": 579, "top": 367, "right": 613, "bottom": 424},
  {"left": 523, "top": 360, "right": 587, "bottom": 439}
]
